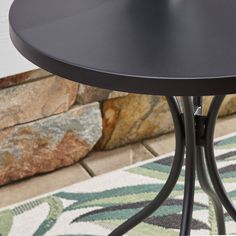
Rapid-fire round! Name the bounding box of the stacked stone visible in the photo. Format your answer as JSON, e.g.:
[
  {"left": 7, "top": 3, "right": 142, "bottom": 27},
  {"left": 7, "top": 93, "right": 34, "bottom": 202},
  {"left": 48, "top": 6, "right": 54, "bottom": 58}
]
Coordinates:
[
  {"left": 0, "top": 69, "right": 236, "bottom": 185},
  {"left": 0, "top": 70, "right": 101, "bottom": 185}
]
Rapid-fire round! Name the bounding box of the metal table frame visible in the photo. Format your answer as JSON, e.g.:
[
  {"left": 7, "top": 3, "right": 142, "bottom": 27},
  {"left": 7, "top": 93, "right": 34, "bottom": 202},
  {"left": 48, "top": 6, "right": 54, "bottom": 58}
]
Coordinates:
[
  {"left": 9, "top": 1, "right": 236, "bottom": 234},
  {"left": 110, "top": 96, "right": 236, "bottom": 236}
]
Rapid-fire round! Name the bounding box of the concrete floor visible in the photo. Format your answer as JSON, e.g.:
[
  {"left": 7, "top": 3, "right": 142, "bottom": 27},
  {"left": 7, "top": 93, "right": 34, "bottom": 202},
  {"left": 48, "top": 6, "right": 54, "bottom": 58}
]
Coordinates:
[{"left": 1, "top": 113, "right": 236, "bottom": 208}]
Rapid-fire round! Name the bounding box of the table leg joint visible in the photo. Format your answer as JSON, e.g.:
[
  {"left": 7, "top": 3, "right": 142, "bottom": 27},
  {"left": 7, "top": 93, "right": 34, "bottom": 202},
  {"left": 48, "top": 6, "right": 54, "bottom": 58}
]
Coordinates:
[{"left": 195, "top": 115, "right": 207, "bottom": 146}]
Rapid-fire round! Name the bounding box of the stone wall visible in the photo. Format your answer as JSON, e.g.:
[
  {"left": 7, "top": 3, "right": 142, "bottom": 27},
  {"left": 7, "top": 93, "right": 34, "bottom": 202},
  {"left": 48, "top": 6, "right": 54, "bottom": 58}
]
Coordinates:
[{"left": 0, "top": 69, "right": 236, "bottom": 185}]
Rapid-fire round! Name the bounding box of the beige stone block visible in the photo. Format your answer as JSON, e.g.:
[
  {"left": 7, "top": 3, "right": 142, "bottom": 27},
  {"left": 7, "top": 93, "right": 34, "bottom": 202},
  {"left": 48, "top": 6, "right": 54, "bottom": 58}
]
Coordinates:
[
  {"left": 0, "top": 69, "right": 51, "bottom": 89},
  {"left": 214, "top": 114, "right": 236, "bottom": 138},
  {"left": 82, "top": 143, "right": 154, "bottom": 176},
  {"left": 0, "top": 75, "right": 78, "bottom": 129},
  {"left": 219, "top": 95, "right": 236, "bottom": 116},
  {"left": 77, "top": 84, "right": 128, "bottom": 104},
  {"left": 0, "top": 103, "right": 102, "bottom": 185},
  {"left": 203, "top": 95, "right": 236, "bottom": 117},
  {"left": 97, "top": 94, "right": 173, "bottom": 150},
  {"left": 97, "top": 95, "right": 236, "bottom": 150},
  {"left": 0, "top": 164, "right": 90, "bottom": 208},
  {"left": 143, "top": 132, "right": 176, "bottom": 156}
]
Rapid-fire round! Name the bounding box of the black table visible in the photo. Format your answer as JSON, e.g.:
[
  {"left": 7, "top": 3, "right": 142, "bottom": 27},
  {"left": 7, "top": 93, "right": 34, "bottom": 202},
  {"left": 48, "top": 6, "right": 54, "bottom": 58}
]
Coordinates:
[{"left": 9, "top": 0, "right": 236, "bottom": 235}]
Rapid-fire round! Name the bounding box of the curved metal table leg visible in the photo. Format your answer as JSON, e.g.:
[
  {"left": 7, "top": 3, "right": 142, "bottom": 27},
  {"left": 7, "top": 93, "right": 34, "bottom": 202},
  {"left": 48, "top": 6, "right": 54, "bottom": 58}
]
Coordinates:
[
  {"left": 194, "top": 96, "right": 226, "bottom": 235},
  {"left": 180, "top": 97, "right": 196, "bottom": 236},
  {"left": 109, "top": 96, "right": 185, "bottom": 236},
  {"left": 196, "top": 146, "right": 226, "bottom": 234},
  {"left": 204, "top": 95, "right": 236, "bottom": 221}
]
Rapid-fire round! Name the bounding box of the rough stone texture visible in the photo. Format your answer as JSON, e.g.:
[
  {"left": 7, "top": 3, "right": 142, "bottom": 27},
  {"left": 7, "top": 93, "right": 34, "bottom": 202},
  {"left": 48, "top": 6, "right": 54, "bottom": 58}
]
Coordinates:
[
  {"left": 0, "top": 103, "right": 102, "bottom": 186},
  {"left": 97, "top": 94, "right": 173, "bottom": 150},
  {"left": 0, "top": 75, "right": 78, "bottom": 130},
  {"left": 0, "top": 69, "right": 51, "bottom": 89},
  {"left": 96, "top": 94, "right": 236, "bottom": 150},
  {"left": 77, "top": 84, "right": 128, "bottom": 104},
  {"left": 204, "top": 95, "right": 236, "bottom": 117}
]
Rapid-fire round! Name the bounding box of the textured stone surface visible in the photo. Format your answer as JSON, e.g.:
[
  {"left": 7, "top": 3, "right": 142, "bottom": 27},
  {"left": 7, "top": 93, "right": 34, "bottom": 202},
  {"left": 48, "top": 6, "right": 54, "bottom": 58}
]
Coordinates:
[
  {"left": 219, "top": 95, "right": 236, "bottom": 116},
  {"left": 203, "top": 95, "right": 236, "bottom": 117},
  {"left": 214, "top": 113, "right": 236, "bottom": 138},
  {"left": 0, "top": 75, "right": 78, "bottom": 130},
  {"left": 77, "top": 84, "right": 128, "bottom": 104},
  {"left": 96, "top": 94, "right": 236, "bottom": 150},
  {"left": 0, "top": 103, "right": 102, "bottom": 185},
  {"left": 0, "top": 69, "right": 51, "bottom": 89},
  {"left": 97, "top": 94, "right": 173, "bottom": 150}
]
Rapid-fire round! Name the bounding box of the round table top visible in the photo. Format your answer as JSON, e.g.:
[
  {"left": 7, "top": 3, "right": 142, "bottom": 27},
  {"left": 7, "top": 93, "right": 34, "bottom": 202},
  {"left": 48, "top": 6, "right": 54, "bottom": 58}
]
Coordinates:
[{"left": 9, "top": 0, "right": 236, "bottom": 95}]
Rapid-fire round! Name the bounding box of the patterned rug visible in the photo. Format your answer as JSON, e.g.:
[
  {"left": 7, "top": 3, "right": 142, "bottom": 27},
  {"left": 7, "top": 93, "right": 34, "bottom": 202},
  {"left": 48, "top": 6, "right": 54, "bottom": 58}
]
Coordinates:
[{"left": 1, "top": 133, "right": 236, "bottom": 236}]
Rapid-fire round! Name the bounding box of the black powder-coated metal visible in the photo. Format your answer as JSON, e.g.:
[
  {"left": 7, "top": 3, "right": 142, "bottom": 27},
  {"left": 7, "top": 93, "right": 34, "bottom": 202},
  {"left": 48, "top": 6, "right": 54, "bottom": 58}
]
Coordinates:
[
  {"left": 205, "top": 96, "right": 236, "bottom": 221},
  {"left": 194, "top": 97, "right": 225, "bottom": 235},
  {"left": 180, "top": 97, "right": 196, "bottom": 235},
  {"left": 9, "top": 1, "right": 236, "bottom": 234},
  {"left": 8, "top": 0, "right": 236, "bottom": 95},
  {"left": 196, "top": 146, "right": 226, "bottom": 234}
]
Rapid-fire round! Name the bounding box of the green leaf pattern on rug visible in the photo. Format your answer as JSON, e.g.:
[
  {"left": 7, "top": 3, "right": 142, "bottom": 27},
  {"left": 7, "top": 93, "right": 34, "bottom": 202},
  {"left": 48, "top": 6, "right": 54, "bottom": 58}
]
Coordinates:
[
  {"left": 71, "top": 197, "right": 208, "bottom": 232},
  {"left": 0, "top": 210, "right": 13, "bottom": 236},
  {"left": 215, "top": 135, "right": 236, "bottom": 149},
  {"left": 59, "top": 184, "right": 186, "bottom": 213},
  {"left": 58, "top": 184, "right": 182, "bottom": 210},
  {"left": 0, "top": 133, "right": 236, "bottom": 235},
  {"left": 33, "top": 196, "right": 63, "bottom": 236}
]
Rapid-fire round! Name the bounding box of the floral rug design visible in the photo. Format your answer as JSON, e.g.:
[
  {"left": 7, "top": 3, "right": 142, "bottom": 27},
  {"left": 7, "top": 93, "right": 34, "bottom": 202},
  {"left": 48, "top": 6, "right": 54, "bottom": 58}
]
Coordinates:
[{"left": 1, "top": 133, "right": 236, "bottom": 235}]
